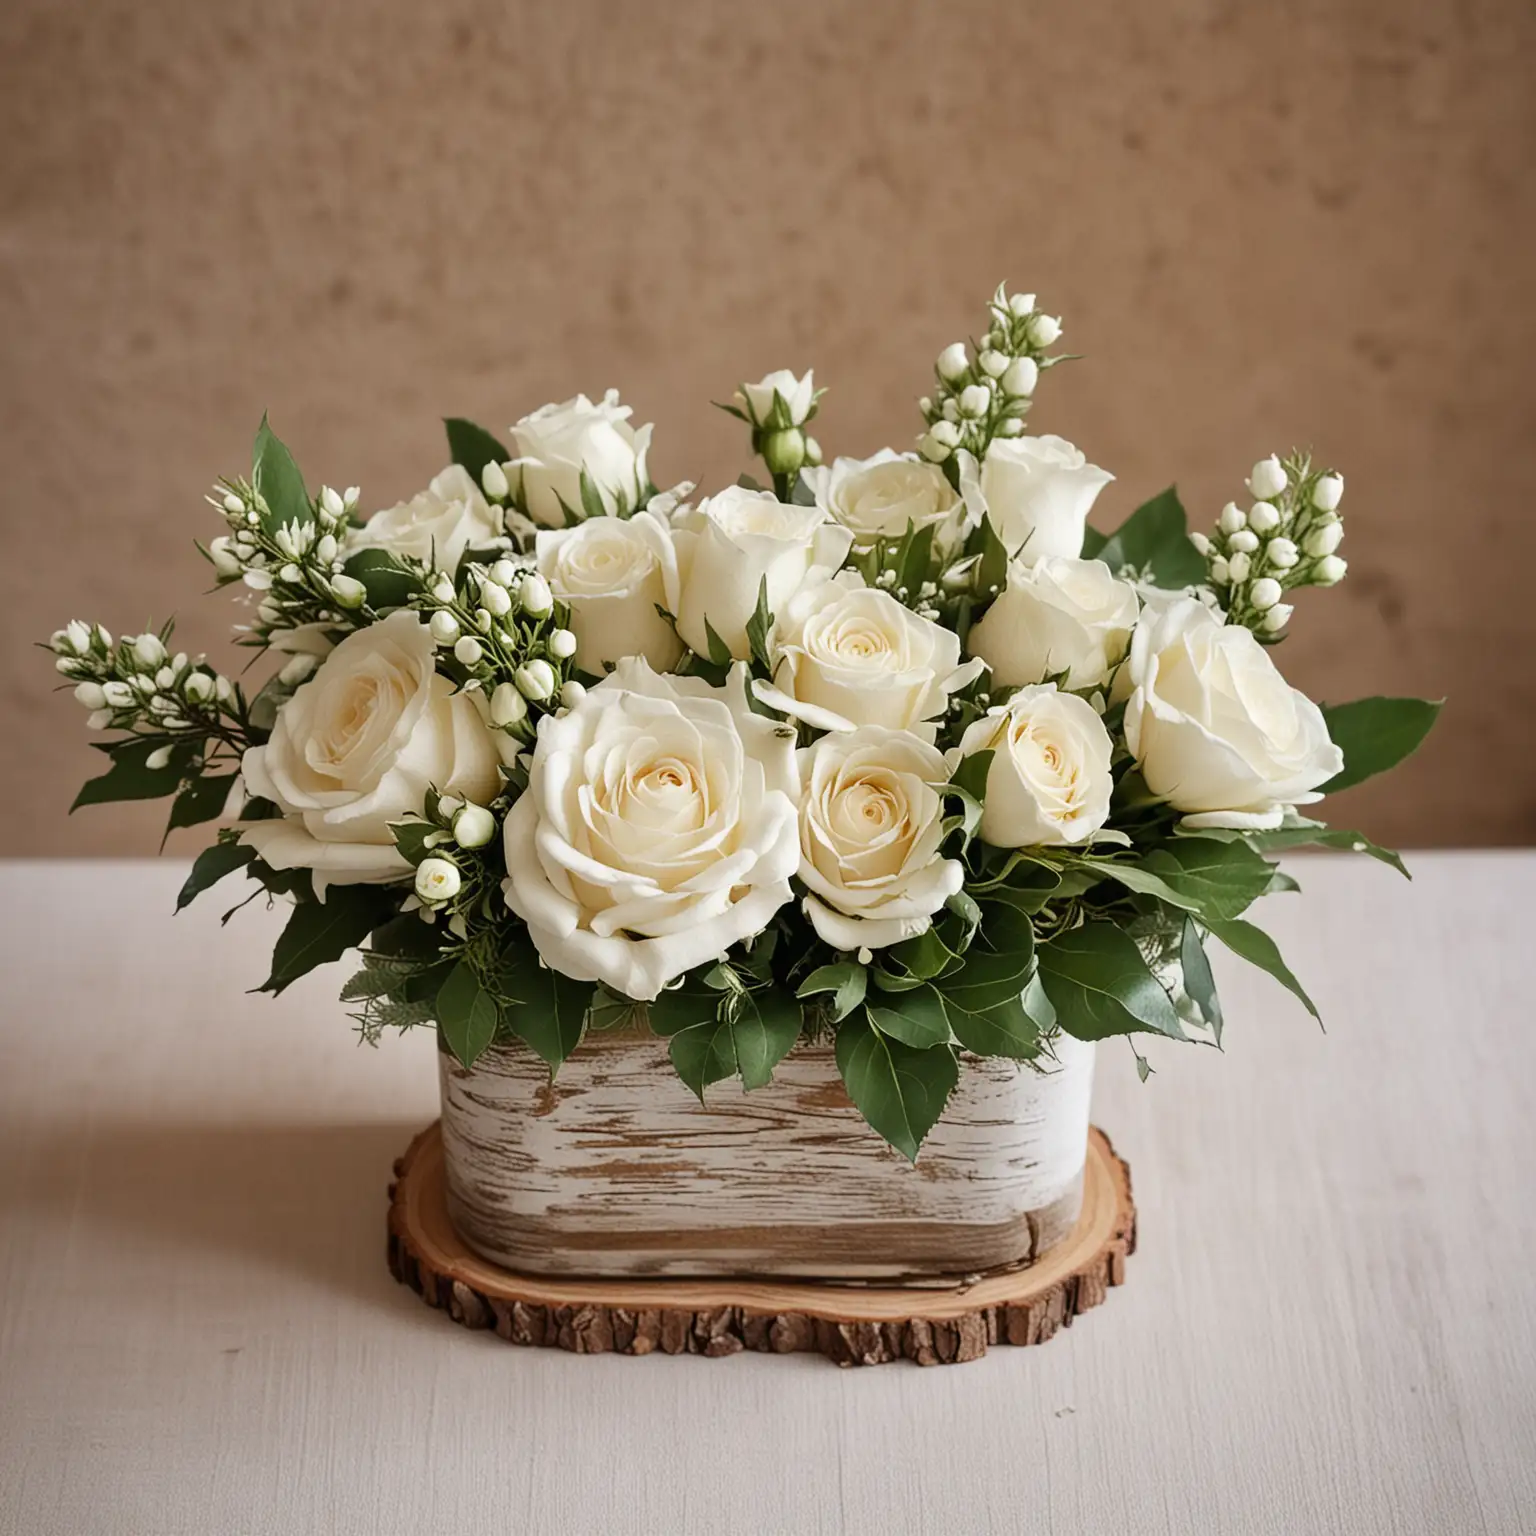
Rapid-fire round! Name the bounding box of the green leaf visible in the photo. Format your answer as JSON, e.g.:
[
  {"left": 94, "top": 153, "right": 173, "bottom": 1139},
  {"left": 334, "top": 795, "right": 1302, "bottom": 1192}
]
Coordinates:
[
  {"left": 1319, "top": 697, "right": 1443, "bottom": 795},
  {"left": 166, "top": 773, "right": 238, "bottom": 836},
  {"left": 444, "top": 418, "right": 511, "bottom": 483},
  {"left": 1206, "top": 917, "right": 1319, "bottom": 1022},
  {"left": 1037, "top": 922, "right": 1187, "bottom": 1041},
  {"left": 73, "top": 738, "right": 199, "bottom": 811},
  {"left": 667, "top": 1017, "right": 739, "bottom": 1098},
  {"left": 834, "top": 1017, "right": 958, "bottom": 1163},
  {"left": 1103, "top": 837, "right": 1275, "bottom": 922},
  {"left": 886, "top": 927, "right": 957, "bottom": 982},
  {"left": 866, "top": 985, "right": 951, "bottom": 1048},
  {"left": 797, "top": 962, "right": 867, "bottom": 1022},
  {"left": 949, "top": 748, "right": 993, "bottom": 805},
  {"left": 943, "top": 975, "right": 1052, "bottom": 1059},
  {"left": 978, "top": 867, "right": 1062, "bottom": 915},
  {"left": 744, "top": 577, "right": 774, "bottom": 674},
  {"left": 937, "top": 901, "right": 1037, "bottom": 1014},
  {"left": 645, "top": 978, "right": 721, "bottom": 1037},
  {"left": 976, "top": 513, "right": 1010, "bottom": 596},
  {"left": 343, "top": 548, "right": 418, "bottom": 609},
  {"left": 258, "top": 886, "right": 398, "bottom": 995},
  {"left": 1179, "top": 917, "right": 1224, "bottom": 1045},
  {"left": 435, "top": 961, "right": 500, "bottom": 1068},
  {"left": 252, "top": 414, "right": 311, "bottom": 535},
  {"left": 1080, "top": 523, "right": 1108, "bottom": 559},
  {"left": 1092, "top": 487, "right": 1205, "bottom": 588},
  {"left": 506, "top": 964, "right": 592, "bottom": 1072},
  {"left": 730, "top": 987, "right": 803, "bottom": 1089},
  {"left": 1240, "top": 823, "right": 1410, "bottom": 879},
  {"left": 389, "top": 819, "right": 443, "bottom": 867},
  {"left": 175, "top": 838, "right": 256, "bottom": 911},
  {"left": 702, "top": 617, "right": 734, "bottom": 669},
  {"left": 578, "top": 468, "right": 609, "bottom": 520},
  {"left": 896, "top": 520, "right": 938, "bottom": 599}
]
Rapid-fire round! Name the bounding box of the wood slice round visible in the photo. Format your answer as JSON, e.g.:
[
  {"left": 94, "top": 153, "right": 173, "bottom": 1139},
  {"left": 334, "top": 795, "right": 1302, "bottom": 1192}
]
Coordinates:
[{"left": 387, "top": 1123, "right": 1136, "bottom": 1368}]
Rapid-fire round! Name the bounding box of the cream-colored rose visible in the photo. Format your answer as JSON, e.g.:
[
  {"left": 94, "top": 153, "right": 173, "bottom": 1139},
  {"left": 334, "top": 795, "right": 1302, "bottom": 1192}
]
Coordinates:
[
  {"left": 801, "top": 449, "right": 963, "bottom": 549},
  {"left": 347, "top": 465, "right": 501, "bottom": 572},
  {"left": 952, "top": 684, "right": 1115, "bottom": 848},
  {"left": 239, "top": 612, "right": 502, "bottom": 895},
  {"left": 967, "top": 555, "right": 1140, "bottom": 692},
  {"left": 1122, "top": 597, "right": 1342, "bottom": 830},
  {"left": 959, "top": 435, "right": 1113, "bottom": 564},
  {"left": 670, "top": 485, "right": 853, "bottom": 660},
  {"left": 507, "top": 390, "right": 653, "bottom": 527},
  {"left": 797, "top": 728, "right": 963, "bottom": 952},
  {"left": 754, "top": 571, "right": 983, "bottom": 739},
  {"left": 534, "top": 512, "right": 683, "bottom": 675},
  {"left": 500, "top": 659, "right": 800, "bottom": 1001}
]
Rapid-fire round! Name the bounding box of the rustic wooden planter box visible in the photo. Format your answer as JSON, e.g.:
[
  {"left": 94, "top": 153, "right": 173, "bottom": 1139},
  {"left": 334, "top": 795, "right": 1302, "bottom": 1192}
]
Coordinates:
[{"left": 438, "top": 1030, "right": 1096, "bottom": 1281}]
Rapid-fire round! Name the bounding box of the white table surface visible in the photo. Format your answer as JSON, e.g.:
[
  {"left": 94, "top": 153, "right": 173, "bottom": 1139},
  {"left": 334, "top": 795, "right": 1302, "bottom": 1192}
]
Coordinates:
[{"left": 0, "top": 854, "right": 1531, "bottom": 1535}]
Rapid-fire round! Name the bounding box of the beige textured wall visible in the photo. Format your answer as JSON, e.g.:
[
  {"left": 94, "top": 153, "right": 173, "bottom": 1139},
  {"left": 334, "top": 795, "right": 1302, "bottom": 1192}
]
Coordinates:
[{"left": 3, "top": 0, "right": 1533, "bottom": 855}]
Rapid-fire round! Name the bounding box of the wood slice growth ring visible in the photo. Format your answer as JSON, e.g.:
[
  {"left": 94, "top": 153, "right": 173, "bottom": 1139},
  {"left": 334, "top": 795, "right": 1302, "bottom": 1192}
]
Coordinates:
[{"left": 388, "top": 1123, "right": 1135, "bottom": 1367}]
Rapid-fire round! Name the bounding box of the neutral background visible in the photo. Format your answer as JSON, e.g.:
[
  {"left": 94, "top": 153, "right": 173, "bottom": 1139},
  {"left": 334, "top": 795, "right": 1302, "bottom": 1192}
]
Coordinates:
[{"left": 3, "top": 0, "right": 1533, "bottom": 854}]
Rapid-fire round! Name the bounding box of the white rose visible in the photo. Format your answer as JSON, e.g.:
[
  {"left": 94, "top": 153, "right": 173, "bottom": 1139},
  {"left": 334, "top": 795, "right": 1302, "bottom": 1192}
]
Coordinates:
[
  {"left": 500, "top": 659, "right": 800, "bottom": 1001},
  {"left": 670, "top": 485, "right": 853, "bottom": 660},
  {"left": 797, "top": 728, "right": 963, "bottom": 952},
  {"left": 347, "top": 465, "right": 501, "bottom": 572},
  {"left": 967, "top": 555, "right": 1140, "bottom": 692},
  {"left": 753, "top": 571, "right": 984, "bottom": 739},
  {"left": 737, "top": 369, "right": 815, "bottom": 427},
  {"left": 534, "top": 512, "right": 683, "bottom": 675},
  {"left": 239, "top": 612, "right": 502, "bottom": 896},
  {"left": 952, "top": 684, "right": 1115, "bottom": 848},
  {"left": 958, "top": 435, "right": 1114, "bottom": 564},
  {"left": 508, "top": 390, "right": 653, "bottom": 527},
  {"left": 800, "top": 449, "right": 963, "bottom": 550},
  {"left": 1122, "top": 597, "right": 1343, "bottom": 830}
]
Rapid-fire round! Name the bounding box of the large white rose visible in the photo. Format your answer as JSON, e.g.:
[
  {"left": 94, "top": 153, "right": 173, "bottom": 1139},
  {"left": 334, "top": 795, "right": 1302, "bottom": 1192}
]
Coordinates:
[
  {"left": 797, "top": 728, "right": 962, "bottom": 952},
  {"left": 500, "top": 659, "right": 800, "bottom": 1001},
  {"left": 967, "top": 555, "right": 1140, "bottom": 692},
  {"left": 507, "top": 390, "right": 653, "bottom": 527},
  {"left": 670, "top": 485, "right": 853, "bottom": 661},
  {"left": 754, "top": 571, "right": 983, "bottom": 739},
  {"left": 1122, "top": 597, "right": 1342, "bottom": 830},
  {"left": 959, "top": 435, "right": 1113, "bottom": 564},
  {"left": 239, "top": 612, "right": 503, "bottom": 895},
  {"left": 801, "top": 449, "right": 963, "bottom": 549},
  {"left": 952, "top": 684, "right": 1115, "bottom": 848},
  {"left": 347, "top": 465, "right": 501, "bottom": 572},
  {"left": 534, "top": 512, "right": 683, "bottom": 675}
]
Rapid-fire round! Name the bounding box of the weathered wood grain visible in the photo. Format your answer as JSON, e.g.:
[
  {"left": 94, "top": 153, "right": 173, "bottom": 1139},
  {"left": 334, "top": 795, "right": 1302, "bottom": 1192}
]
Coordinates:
[
  {"left": 389, "top": 1122, "right": 1135, "bottom": 1366},
  {"left": 438, "top": 1031, "right": 1097, "bottom": 1278}
]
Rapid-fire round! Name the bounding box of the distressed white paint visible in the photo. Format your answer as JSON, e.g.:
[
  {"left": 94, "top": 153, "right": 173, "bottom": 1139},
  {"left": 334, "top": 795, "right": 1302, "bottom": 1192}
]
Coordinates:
[{"left": 438, "top": 1030, "right": 1096, "bottom": 1279}]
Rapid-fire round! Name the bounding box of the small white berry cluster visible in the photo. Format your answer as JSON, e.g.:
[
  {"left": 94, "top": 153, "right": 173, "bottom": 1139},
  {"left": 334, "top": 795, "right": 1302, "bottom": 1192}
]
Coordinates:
[
  {"left": 416, "top": 560, "right": 578, "bottom": 744},
  {"left": 50, "top": 623, "right": 243, "bottom": 746},
  {"left": 206, "top": 481, "right": 367, "bottom": 643},
  {"left": 1193, "top": 452, "right": 1347, "bottom": 637},
  {"left": 917, "top": 283, "right": 1063, "bottom": 467},
  {"left": 871, "top": 565, "right": 942, "bottom": 622}
]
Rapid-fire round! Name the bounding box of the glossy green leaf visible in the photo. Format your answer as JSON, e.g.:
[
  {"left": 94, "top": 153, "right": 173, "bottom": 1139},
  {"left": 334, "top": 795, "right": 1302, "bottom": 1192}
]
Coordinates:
[
  {"left": 1179, "top": 917, "right": 1224, "bottom": 1045},
  {"left": 343, "top": 548, "right": 417, "bottom": 609},
  {"left": 1206, "top": 917, "right": 1319, "bottom": 1022},
  {"left": 1092, "top": 487, "right": 1205, "bottom": 588},
  {"left": 835, "top": 1017, "right": 958, "bottom": 1163},
  {"left": 1037, "top": 921, "right": 1186, "bottom": 1041},
  {"left": 866, "top": 985, "right": 951, "bottom": 1049},
  {"left": 166, "top": 773, "right": 238, "bottom": 835},
  {"left": 943, "top": 974, "right": 1052, "bottom": 1059},
  {"left": 252, "top": 415, "right": 311, "bottom": 535},
  {"left": 257, "top": 886, "right": 397, "bottom": 995},
  {"left": 444, "top": 418, "right": 511, "bottom": 483},
  {"left": 796, "top": 962, "right": 867, "bottom": 1021},
  {"left": 1320, "top": 697, "right": 1442, "bottom": 795},
  {"left": 436, "top": 961, "right": 500, "bottom": 1069},
  {"left": 72, "top": 738, "right": 197, "bottom": 811},
  {"left": 175, "top": 838, "right": 255, "bottom": 911}
]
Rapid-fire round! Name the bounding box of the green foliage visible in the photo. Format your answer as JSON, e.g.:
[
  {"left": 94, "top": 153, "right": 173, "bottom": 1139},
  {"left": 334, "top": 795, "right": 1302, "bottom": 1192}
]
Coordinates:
[
  {"left": 436, "top": 960, "right": 500, "bottom": 1068},
  {"left": 1319, "top": 697, "right": 1442, "bottom": 795},
  {"left": 943, "top": 974, "right": 1052, "bottom": 1059},
  {"left": 175, "top": 837, "right": 256, "bottom": 911},
  {"left": 655, "top": 980, "right": 801, "bottom": 1099},
  {"left": 835, "top": 1016, "right": 958, "bottom": 1163},
  {"left": 444, "top": 418, "right": 511, "bottom": 483},
  {"left": 72, "top": 738, "right": 199, "bottom": 812},
  {"left": 252, "top": 415, "right": 311, "bottom": 536},
  {"left": 492, "top": 935, "right": 592, "bottom": 1073},
  {"left": 258, "top": 886, "right": 399, "bottom": 995},
  {"left": 343, "top": 548, "right": 418, "bottom": 609},
  {"left": 1090, "top": 487, "right": 1206, "bottom": 588},
  {"left": 1086, "top": 837, "right": 1274, "bottom": 923},
  {"left": 744, "top": 578, "right": 775, "bottom": 675},
  {"left": 1037, "top": 922, "right": 1186, "bottom": 1041},
  {"left": 796, "top": 962, "right": 867, "bottom": 1021},
  {"left": 866, "top": 985, "right": 950, "bottom": 1048},
  {"left": 1206, "top": 917, "right": 1320, "bottom": 1022},
  {"left": 166, "top": 772, "right": 239, "bottom": 836},
  {"left": 1179, "top": 917, "right": 1224, "bottom": 1044}
]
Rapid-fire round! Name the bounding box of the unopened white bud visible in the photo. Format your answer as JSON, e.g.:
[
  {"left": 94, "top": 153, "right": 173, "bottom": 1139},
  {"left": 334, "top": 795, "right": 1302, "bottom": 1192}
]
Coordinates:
[
  {"left": 102, "top": 681, "right": 135, "bottom": 708},
  {"left": 1267, "top": 537, "right": 1299, "bottom": 569},
  {"left": 516, "top": 659, "right": 557, "bottom": 701},
  {"left": 154, "top": 666, "right": 176, "bottom": 690},
  {"left": 918, "top": 396, "right": 933, "bottom": 416},
  {"left": 222, "top": 492, "right": 245, "bottom": 514},
  {"left": 431, "top": 577, "right": 457, "bottom": 603},
  {"left": 1227, "top": 551, "right": 1252, "bottom": 582},
  {"left": 215, "top": 677, "right": 234, "bottom": 703},
  {"left": 452, "top": 803, "right": 497, "bottom": 850},
  {"left": 184, "top": 672, "right": 216, "bottom": 702},
  {"left": 320, "top": 486, "right": 346, "bottom": 518},
  {"left": 209, "top": 536, "right": 242, "bottom": 578},
  {"left": 279, "top": 563, "right": 302, "bottom": 584},
  {"left": 1262, "top": 603, "right": 1294, "bottom": 632},
  {"left": 274, "top": 526, "right": 298, "bottom": 559},
  {"left": 1008, "top": 292, "right": 1037, "bottom": 317},
  {"left": 429, "top": 610, "right": 461, "bottom": 645},
  {"left": 474, "top": 609, "right": 493, "bottom": 632},
  {"left": 1189, "top": 530, "right": 1212, "bottom": 556},
  {"left": 1303, "top": 520, "right": 1343, "bottom": 558},
  {"left": 1314, "top": 555, "right": 1347, "bottom": 586},
  {"left": 1248, "top": 455, "right": 1288, "bottom": 501},
  {"left": 930, "top": 419, "right": 962, "bottom": 448},
  {"left": 519, "top": 573, "right": 554, "bottom": 618},
  {"left": 1312, "top": 473, "right": 1344, "bottom": 512},
  {"left": 1250, "top": 577, "right": 1283, "bottom": 610},
  {"left": 414, "top": 857, "right": 461, "bottom": 904},
  {"left": 488, "top": 559, "right": 519, "bottom": 587},
  {"left": 74, "top": 681, "right": 107, "bottom": 711},
  {"left": 1210, "top": 556, "right": 1230, "bottom": 585},
  {"left": 257, "top": 600, "right": 283, "bottom": 625},
  {"left": 996, "top": 417, "right": 1025, "bottom": 438},
  {"left": 958, "top": 384, "right": 991, "bottom": 419},
  {"left": 1248, "top": 500, "right": 1281, "bottom": 534},
  {"left": 330, "top": 575, "right": 367, "bottom": 609},
  {"left": 343, "top": 486, "right": 360, "bottom": 510},
  {"left": 1218, "top": 502, "right": 1246, "bottom": 535},
  {"left": 919, "top": 433, "right": 951, "bottom": 463},
  {"left": 145, "top": 746, "right": 174, "bottom": 771},
  {"left": 978, "top": 349, "right": 1009, "bottom": 378},
  {"left": 453, "top": 635, "right": 483, "bottom": 666},
  {"left": 549, "top": 628, "right": 578, "bottom": 659},
  {"left": 489, "top": 681, "right": 527, "bottom": 728},
  {"left": 1228, "top": 528, "right": 1260, "bottom": 553},
  {"left": 315, "top": 533, "right": 338, "bottom": 564},
  {"left": 278, "top": 653, "right": 317, "bottom": 687},
  {"left": 479, "top": 579, "right": 512, "bottom": 617},
  {"left": 1000, "top": 356, "right": 1038, "bottom": 398},
  {"left": 559, "top": 680, "right": 587, "bottom": 710},
  {"left": 481, "top": 460, "right": 510, "bottom": 500},
  {"left": 94, "top": 625, "right": 112, "bottom": 650},
  {"left": 940, "top": 398, "right": 960, "bottom": 423},
  {"left": 243, "top": 569, "right": 273, "bottom": 592},
  {"left": 1025, "top": 314, "right": 1061, "bottom": 348},
  {"left": 803, "top": 437, "right": 822, "bottom": 467},
  {"left": 87, "top": 709, "right": 112, "bottom": 730},
  {"left": 936, "top": 342, "right": 970, "bottom": 382},
  {"left": 132, "top": 633, "right": 167, "bottom": 668}
]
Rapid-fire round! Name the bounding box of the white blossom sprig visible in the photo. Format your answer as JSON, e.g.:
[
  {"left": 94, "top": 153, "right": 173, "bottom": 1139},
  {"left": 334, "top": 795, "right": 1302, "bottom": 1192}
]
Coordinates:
[
  {"left": 1195, "top": 451, "right": 1348, "bottom": 637},
  {"left": 917, "top": 283, "right": 1068, "bottom": 470},
  {"left": 717, "top": 369, "right": 826, "bottom": 498}
]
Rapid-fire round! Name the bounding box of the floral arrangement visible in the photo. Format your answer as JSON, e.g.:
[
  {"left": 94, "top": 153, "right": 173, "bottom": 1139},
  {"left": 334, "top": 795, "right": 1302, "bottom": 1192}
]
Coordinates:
[{"left": 45, "top": 284, "right": 1439, "bottom": 1160}]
